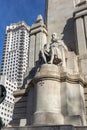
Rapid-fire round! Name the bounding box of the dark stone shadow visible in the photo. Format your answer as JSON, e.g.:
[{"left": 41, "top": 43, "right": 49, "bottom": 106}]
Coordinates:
[
  {"left": 9, "top": 81, "right": 34, "bottom": 126},
  {"left": 9, "top": 92, "right": 28, "bottom": 126},
  {"left": 9, "top": 60, "right": 41, "bottom": 126},
  {"left": 62, "top": 17, "right": 76, "bottom": 53},
  {"left": 21, "top": 59, "right": 41, "bottom": 89}
]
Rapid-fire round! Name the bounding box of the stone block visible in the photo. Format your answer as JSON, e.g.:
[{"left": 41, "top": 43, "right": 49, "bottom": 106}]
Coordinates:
[
  {"left": 1, "top": 125, "right": 76, "bottom": 130},
  {"left": 84, "top": 94, "right": 87, "bottom": 100},
  {"left": 75, "top": 18, "right": 86, "bottom": 55},
  {"left": 33, "top": 64, "right": 64, "bottom": 125},
  {"left": 76, "top": 127, "right": 87, "bottom": 130},
  {"left": 33, "top": 64, "right": 86, "bottom": 126},
  {"left": 2, "top": 126, "right": 87, "bottom": 130},
  {"left": 67, "top": 52, "right": 78, "bottom": 74},
  {"left": 84, "top": 88, "right": 87, "bottom": 94}
]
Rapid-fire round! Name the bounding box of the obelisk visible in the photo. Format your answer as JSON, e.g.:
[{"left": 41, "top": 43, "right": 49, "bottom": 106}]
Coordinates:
[{"left": 45, "top": 0, "right": 75, "bottom": 51}]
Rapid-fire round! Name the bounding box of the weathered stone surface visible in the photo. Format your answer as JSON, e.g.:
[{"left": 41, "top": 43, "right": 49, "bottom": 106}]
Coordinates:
[
  {"left": 3, "top": 125, "right": 87, "bottom": 130},
  {"left": 28, "top": 15, "right": 47, "bottom": 71},
  {"left": 67, "top": 52, "right": 79, "bottom": 74},
  {"left": 46, "top": 0, "right": 75, "bottom": 51},
  {"left": 33, "top": 64, "right": 86, "bottom": 126},
  {"left": 1, "top": 125, "right": 75, "bottom": 130},
  {"left": 29, "top": 35, "right": 36, "bottom": 69},
  {"left": 75, "top": 18, "right": 86, "bottom": 55},
  {"left": 6, "top": 1, "right": 87, "bottom": 127},
  {"left": 74, "top": 5, "right": 87, "bottom": 55},
  {"left": 33, "top": 64, "right": 64, "bottom": 125},
  {"left": 76, "top": 126, "right": 87, "bottom": 130}
]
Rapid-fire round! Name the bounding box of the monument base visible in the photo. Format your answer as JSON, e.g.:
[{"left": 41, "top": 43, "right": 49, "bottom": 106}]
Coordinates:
[
  {"left": 33, "top": 64, "right": 86, "bottom": 126},
  {"left": 2, "top": 125, "right": 87, "bottom": 130},
  {"left": 33, "top": 64, "right": 64, "bottom": 125},
  {"left": 33, "top": 112, "right": 64, "bottom": 125}
]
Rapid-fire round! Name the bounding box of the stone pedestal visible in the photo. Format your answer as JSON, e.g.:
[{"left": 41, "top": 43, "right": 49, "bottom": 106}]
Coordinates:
[
  {"left": 1, "top": 125, "right": 75, "bottom": 130},
  {"left": 2, "top": 125, "right": 87, "bottom": 130},
  {"left": 33, "top": 64, "right": 64, "bottom": 125},
  {"left": 32, "top": 64, "right": 86, "bottom": 126}
]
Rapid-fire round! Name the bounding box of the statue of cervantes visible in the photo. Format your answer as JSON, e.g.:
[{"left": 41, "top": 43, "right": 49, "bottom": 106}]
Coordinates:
[{"left": 40, "top": 33, "right": 67, "bottom": 65}]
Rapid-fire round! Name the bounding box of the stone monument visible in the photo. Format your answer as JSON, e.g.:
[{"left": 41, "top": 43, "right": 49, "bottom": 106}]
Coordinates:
[
  {"left": 4, "top": 31, "right": 87, "bottom": 130},
  {"left": 2, "top": 0, "right": 87, "bottom": 130},
  {"left": 33, "top": 33, "right": 86, "bottom": 126}
]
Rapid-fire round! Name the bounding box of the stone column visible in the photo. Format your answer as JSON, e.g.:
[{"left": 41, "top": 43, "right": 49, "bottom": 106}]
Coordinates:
[
  {"left": 29, "top": 35, "right": 36, "bottom": 69},
  {"left": 74, "top": 7, "right": 87, "bottom": 107},
  {"left": 74, "top": 5, "right": 87, "bottom": 55},
  {"left": 35, "top": 32, "right": 47, "bottom": 62},
  {"left": 84, "top": 16, "right": 87, "bottom": 43},
  {"left": 29, "top": 15, "right": 47, "bottom": 70},
  {"left": 75, "top": 17, "right": 86, "bottom": 55},
  {"left": 33, "top": 64, "right": 64, "bottom": 125}
]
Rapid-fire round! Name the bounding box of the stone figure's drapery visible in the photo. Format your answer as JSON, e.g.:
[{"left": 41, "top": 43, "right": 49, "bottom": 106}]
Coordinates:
[{"left": 40, "top": 33, "right": 68, "bottom": 65}]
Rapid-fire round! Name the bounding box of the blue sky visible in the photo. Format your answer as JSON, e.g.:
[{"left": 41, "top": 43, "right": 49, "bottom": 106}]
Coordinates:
[{"left": 0, "top": 0, "right": 45, "bottom": 67}]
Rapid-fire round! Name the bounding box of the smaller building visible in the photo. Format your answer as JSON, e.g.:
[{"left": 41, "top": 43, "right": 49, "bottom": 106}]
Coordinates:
[{"left": 0, "top": 75, "right": 17, "bottom": 126}]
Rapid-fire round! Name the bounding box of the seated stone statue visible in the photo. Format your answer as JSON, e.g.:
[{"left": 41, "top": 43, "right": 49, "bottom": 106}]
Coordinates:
[
  {"left": 49, "top": 33, "right": 62, "bottom": 64},
  {"left": 40, "top": 44, "right": 50, "bottom": 64},
  {"left": 40, "top": 33, "right": 67, "bottom": 65}
]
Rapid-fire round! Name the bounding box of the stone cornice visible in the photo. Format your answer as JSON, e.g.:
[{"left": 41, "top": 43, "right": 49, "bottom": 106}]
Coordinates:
[
  {"left": 34, "top": 72, "right": 87, "bottom": 87},
  {"left": 13, "top": 89, "right": 27, "bottom": 97},
  {"left": 74, "top": 4, "right": 87, "bottom": 14},
  {"left": 73, "top": 4, "right": 87, "bottom": 19},
  {"left": 30, "top": 22, "right": 48, "bottom": 36},
  {"left": 30, "top": 22, "right": 46, "bottom": 30},
  {"left": 30, "top": 27, "right": 48, "bottom": 36},
  {"left": 13, "top": 72, "right": 87, "bottom": 98}
]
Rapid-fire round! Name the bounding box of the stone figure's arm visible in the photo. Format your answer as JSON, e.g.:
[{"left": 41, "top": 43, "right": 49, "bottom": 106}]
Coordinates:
[
  {"left": 58, "top": 40, "right": 68, "bottom": 51},
  {"left": 63, "top": 43, "right": 68, "bottom": 51}
]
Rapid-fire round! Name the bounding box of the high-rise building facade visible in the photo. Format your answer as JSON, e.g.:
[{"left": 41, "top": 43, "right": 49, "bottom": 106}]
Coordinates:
[
  {"left": 0, "top": 21, "right": 30, "bottom": 87},
  {"left": 0, "top": 75, "right": 17, "bottom": 126},
  {"left": 0, "top": 21, "right": 30, "bottom": 126}
]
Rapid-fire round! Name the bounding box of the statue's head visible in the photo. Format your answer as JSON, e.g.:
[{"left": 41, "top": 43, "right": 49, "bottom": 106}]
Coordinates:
[{"left": 51, "top": 33, "right": 59, "bottom": 42}]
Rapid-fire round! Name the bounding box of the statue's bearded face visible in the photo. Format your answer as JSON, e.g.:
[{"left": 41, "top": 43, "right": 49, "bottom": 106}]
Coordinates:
[{"left": 52, "top": 33, "right": 58, "bottom": 42}]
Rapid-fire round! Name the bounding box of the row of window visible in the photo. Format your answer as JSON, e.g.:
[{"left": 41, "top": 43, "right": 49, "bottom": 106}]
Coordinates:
[
  {"left": 0, "top": 106, "right": 13, "bottom": 113},
  {"left": 1, "top": 102, "right": 13, "bottom": 109},
  {"left": 6, "top": 82, "right": 17, "bottom": 88},
  {"left": 0, "top": 112, "right": 12, "bottom": 118},
  {"left": 2, "top": 118, "right": 10, "bottom": 125}
]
